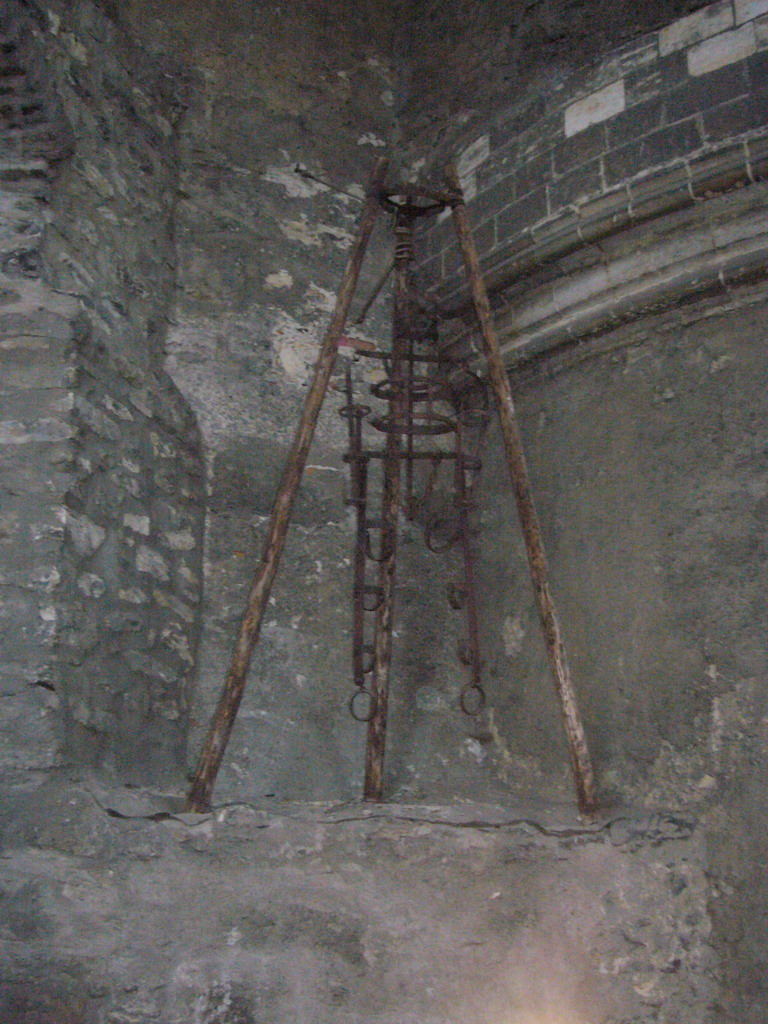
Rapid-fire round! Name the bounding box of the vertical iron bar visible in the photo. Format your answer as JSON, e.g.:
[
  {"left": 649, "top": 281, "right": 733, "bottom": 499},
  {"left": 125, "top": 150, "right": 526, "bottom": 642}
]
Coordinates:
[
  {"left": 455, "top": 427, "right": 483, "bottom": 694},
  {"left": 185, "top": 157, "right": 388, "bottom": 813},
  {"left": 445, "top": 163, "right": 597, "bottom": 818},
  {"left": 345, "top": 366, "right": 370, "bottom": 691}
]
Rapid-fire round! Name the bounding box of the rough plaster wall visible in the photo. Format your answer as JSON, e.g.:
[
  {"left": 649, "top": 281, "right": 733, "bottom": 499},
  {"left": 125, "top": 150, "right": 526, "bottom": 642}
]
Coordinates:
[
  {"left": 387, "top": 7, "right": 768, "bottom": 1009},
  {"left": 475, "top": 292, "right": 768, "bottom": 1020},
  {"left": 103, "top": 0, "right": 486, "bottom": 802}
]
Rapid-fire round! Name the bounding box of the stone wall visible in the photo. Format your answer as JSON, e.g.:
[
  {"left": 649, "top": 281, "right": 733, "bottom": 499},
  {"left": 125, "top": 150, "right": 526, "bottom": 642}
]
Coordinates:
[
  {"left": 0, "top": 9, "right": 76, "bottom": 770},
  {"left": 5, "top": 0, "right": 207, "bottom": 782},
  {"left": 408, "top": 0, "right": 768, "bottom": 319},
  {"left": 395, "top": 0, "right": 716, "bottom": 147},
  {"left": 0, "top": 776, "right": 717, "bottom": 1024},
  {"left": 1, "top": 0, "right": 768, "bottom": 1019}
]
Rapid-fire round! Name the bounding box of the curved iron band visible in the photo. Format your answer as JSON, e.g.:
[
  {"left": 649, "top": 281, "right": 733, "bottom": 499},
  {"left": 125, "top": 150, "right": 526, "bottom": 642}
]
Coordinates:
[
  {"left": 377, "top": 182, "right": 461, "bottom": 218},
  {"left": 365, "top": 531, "right": 394, "bottom": 564},
  {"left": 459, "top": 683, "right": 486, "bottom": 716},
  {"left": 424, "top": 514, "right": 461, "bottom": 553},
  {"left": 363, "top": 585, "right": 384, "bottom": 612},
  {"left": 371, "top": 413, "right": 455, "bottom": 436},
  {"left": 350, "top": 687, "right": 377, "bottom": 723},
  {"left": 362, "top": 644, "right": 375, "bottom": 675},
  {"left": 338, "top": 403, "right": 372, "bottom": 420},
  {"left": 370, "top": 376, "right": 453, "bottom": 403},
  {"left": 457, "top": 638, "right": 476, "bottom": 666},
  {"left": 353, "top": 644, "right": 376, "bottom": 687}
]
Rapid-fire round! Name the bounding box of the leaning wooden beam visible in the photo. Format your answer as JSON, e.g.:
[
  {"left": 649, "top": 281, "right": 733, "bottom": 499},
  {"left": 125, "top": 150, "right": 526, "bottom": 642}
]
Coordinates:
[
  {"left": 363, "top": 224, "right": 410, "bottom": 801},
  {"left": 445, "top": 163, "right": 597, "bottom": 819},
  {"left": 186, "top": 156, "right": 389, "bottom": 813}
]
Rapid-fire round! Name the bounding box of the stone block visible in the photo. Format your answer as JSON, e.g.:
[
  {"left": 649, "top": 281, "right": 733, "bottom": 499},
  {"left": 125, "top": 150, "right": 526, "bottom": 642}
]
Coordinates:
[
  {"left": 659, "top": 1, "right": 734, "bottom": 56},
  {"left": 413, "top": 252, "right": 441, "bottom": 287},
  {"left": 0, "top": 416, "right": 73, "bottom": 445},
  {"left": 496, "top": 189, "right": 548, "bottom": 243},
  {"left": 604, "top": 119, "right": 702, "bottom": 185},
  {"left": 471, "top": 215, "right": 496, "bottom": 258},
  {"left": 529, "top": 211, "right": 582, "bottom": 265},
  {"left": 471, "top": 174, "right": 516, "bottom": 226},
  {"left": 704, "top": 90, "right": 768, "bottom": 139},
  {"left": 482, "top": 227, "right": 535, "bottom": 278},
  {"left": 441, "top": 240, "right": 464, "bottom": 279},
  {"left": 0, "top": 682, "right": 59, "bottom": 768},
  {"left": 490, "top": 96, "right": 545, "bottom": 152},
  {"left": 666, "top": 63, "right": 750, "bottom": 122},
  {"left": 136, "top": 544, "right": 170, "bottom": 581},
  {"left": 687, "top": 22, "right": 757, "bottom": 77},
  {"left": 456, "top": 135, "right": 490, "bottom": 179},
  {"left": 163, "top": 528, "right": 196, "bottom": 551},
  {"left": 412, "top": 221, "right": 446, "bottom": 265},
  {"left": 688, "top": 142, "right": 750, "bottom": 196},
  {"left": 73, "top": 396, "right": 121, "bottom": 440},
  {"left": 607, "top": 97, "right": 665, "bottom": 147},
  {"left": 0, "top": 339, "right": 70, "bottom": 390},
  {"left": 515, "top": 151, "right": 554, "bottom": 198},
  {"left": 0, "top": 385, "right": 72, "bottom": 424},
  {"left": 565, "top": 79, "right": 626, "bottom": 138},
  {"left": 627, "top": 164, "right": 692, "bottom": 221},
  {"left": 748, "top": 47, "right": 768, "bottom": 87},
  {"left": 553, "top": 123, "right": 606, "bottom": 175},
  {"left": 123, "top": 513, "right": 150, "bottom": 535},
  {"left": 658, "top": 50, "right": 691, "bottom": 90},
  {"left": 735, "top": 0, "right": 768, "bottom": 24},
  {"left": 748, "top": 132, "right": 768, "bottom": 176},
  {"left": 576, "top": 187, "right": 632, "bottom": 242},
  {"left": 624, "top": 64, "right": 664, "bottom": 106},
  {"left": 519, "top": 111, "right": 564, "bottom": 161},
  {"left": 548, "top": 159, "right": 603, "bottom": 211},
  {"left": 597, "top": 37, "right": 660, "bottom": 86}
]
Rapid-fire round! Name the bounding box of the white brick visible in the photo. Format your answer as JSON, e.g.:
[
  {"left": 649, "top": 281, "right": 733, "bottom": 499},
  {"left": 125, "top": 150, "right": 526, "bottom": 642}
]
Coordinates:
[
  {"left": 123, "top": 513, "right": 150, "bottom": 535},
  {"left": 136, "top": 544, "right": 170, "bottom": 581},
  {"left": 659, "top": 1, "right": 734, "bottom": 55},
  {"left": 735, "top": 0, "right": 768, "bottom": 24},
  {"left": 457, "top": 136, "right": 490, "bottom": 178},
  {"left": 164, "top": 528, "right": 196, "bottom": 551},
  {"left": 67, "top": 513, "right": 106, "bottom": 556},
  {"left": 687, "top": 22, "right": 757, "bottom": 75},
  {"left": 564, "top": 79, "right": 625, "bottom": 137}
]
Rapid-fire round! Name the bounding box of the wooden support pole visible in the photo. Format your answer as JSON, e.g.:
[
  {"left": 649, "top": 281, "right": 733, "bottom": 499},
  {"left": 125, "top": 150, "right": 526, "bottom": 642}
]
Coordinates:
[
  {"left": 363, "top": 222, "right": 410, "bottom": 801},
  {"left": 445, "top": 164, "right": 597, "bottom": 819},
  {"left": 186, "top": 157, "right": 389, "bottom": 813}
]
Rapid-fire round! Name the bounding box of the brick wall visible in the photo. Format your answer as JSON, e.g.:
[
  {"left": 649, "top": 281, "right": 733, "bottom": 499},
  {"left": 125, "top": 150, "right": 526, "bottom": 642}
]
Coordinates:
[{"left": 416, "top": 0, "right": 768, "bottom": 310}]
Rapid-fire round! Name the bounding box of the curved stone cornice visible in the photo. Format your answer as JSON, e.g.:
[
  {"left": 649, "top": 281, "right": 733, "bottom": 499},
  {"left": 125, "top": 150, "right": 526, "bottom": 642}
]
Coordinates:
[{"left": 443, "top": 180, "right": 768, "bottom": 366}]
